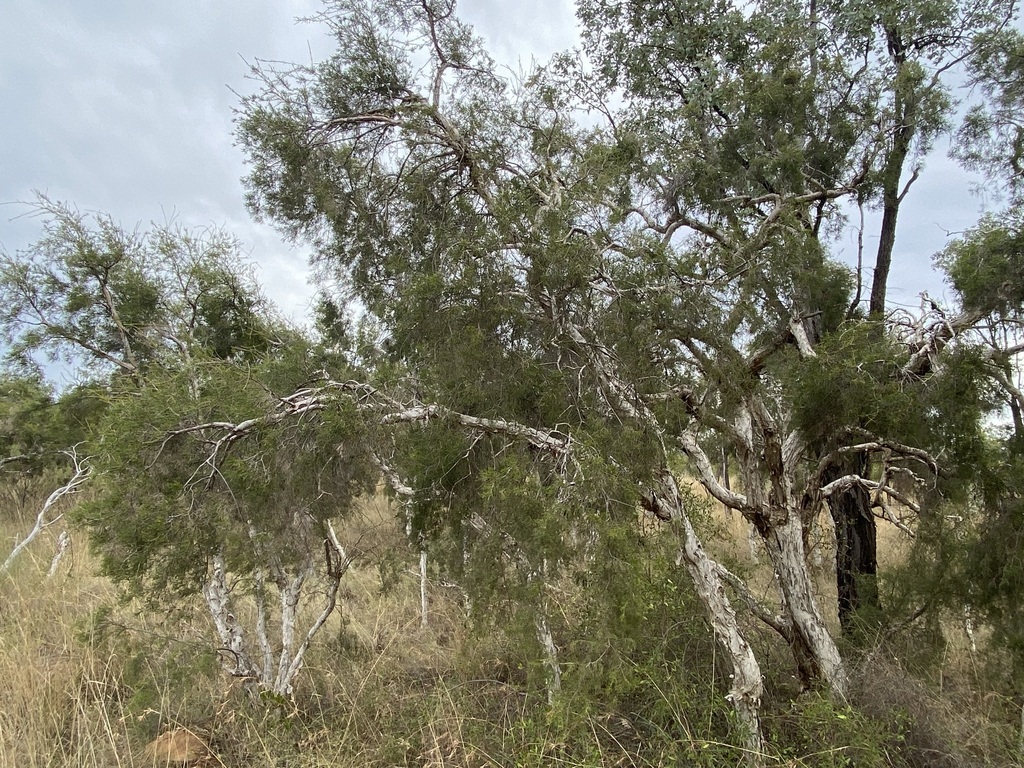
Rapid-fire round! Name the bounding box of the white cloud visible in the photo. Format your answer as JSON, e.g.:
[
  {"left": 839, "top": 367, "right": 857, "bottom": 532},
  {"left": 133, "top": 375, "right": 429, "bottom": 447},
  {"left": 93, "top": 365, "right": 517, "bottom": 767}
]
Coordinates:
[{"left": 0, "top": 0, "right": 335, "bottom": 321}]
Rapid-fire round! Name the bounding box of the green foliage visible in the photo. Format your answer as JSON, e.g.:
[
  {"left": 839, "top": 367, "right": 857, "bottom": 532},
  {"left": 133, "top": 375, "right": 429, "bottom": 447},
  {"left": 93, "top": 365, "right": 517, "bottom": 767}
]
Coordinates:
[
  {"left": 789, "top": 322, "right": 993, "bottom": 486},
  {"left": 789, "top": 323, "right": 913, "bottom": 442},
  {"left": 574, "top": 0, "right": 978, "bottom": 205},
  {"left": 0, "top": 374, "right": 75, "bottom": 473},
  {"left": 937, "top": 206, "right": 1024, "bottom": 318},
  {"left": 0, "top": 196, "right": 276, "bottom": 381},
  {"left": 960, "top": 446, "right": 1024, "bottom": 682},
  {"left": 78, "top": 348, "right": 377, "bottom": 603},
  {"left": 955, "top": 27, "right": 1024, "bottom": 199},
  {"left": 80, "top": 605, "right": 221, "bottom": 740},
  {"left": 2, "top": 0, "right": 1020, "bottom": 761},
  {"left": 766, "top": 694, "right": 909, "bottom": 767}
]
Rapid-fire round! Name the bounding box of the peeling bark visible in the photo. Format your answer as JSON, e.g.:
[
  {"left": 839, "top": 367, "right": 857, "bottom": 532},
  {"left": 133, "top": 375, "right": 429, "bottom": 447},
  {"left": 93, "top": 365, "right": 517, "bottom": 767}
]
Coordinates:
[
  {"left": 46, "top": 529, "right": 71, "bottom": 579},
  {"left": 420, "top": 549, "right": 429, "bottom": 628},
  {"left": 825, "top": 461, "right": 878, "bottom": 631},
  {"left": 647, "top": 469, "right": 766, "bottom": 763},
  {"left": 534, "top": 606, "right": 562, "bottom": 704},
  {"left": 1, "top": 452, "right": 89, "bottom": 578},
  {"left": 763, "top": 512, "right": 849, "bottom": 699},
  {"left": 203, "top": 554, "right": 259, "bottom": 684}
]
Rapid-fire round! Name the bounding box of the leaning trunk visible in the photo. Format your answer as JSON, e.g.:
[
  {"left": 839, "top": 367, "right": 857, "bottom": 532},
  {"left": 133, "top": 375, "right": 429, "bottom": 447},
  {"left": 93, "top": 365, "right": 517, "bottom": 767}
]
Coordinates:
[
  {"left": 654, "top": 469, "right": 766, "bottom": 764},
  {"left": 762, "top": 512, "right": 849, "bottom": 699}
]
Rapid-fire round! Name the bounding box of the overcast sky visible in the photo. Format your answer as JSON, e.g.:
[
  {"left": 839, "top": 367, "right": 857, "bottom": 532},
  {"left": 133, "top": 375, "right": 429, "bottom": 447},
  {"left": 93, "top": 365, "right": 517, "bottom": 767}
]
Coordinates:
[{"left": 0, "top": 0, "right": 995, "bottom": 330}]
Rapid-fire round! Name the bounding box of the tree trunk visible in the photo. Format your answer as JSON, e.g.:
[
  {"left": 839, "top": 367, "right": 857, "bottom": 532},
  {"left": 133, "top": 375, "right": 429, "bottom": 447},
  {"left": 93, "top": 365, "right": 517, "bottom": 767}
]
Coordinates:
[
  {"left": 868, "top": 179, "right": 904, "bottom": 317},
  {"left": 1, "top": 455, "right": 89, "bottom": 578},
  {"left": 762, "top": 511, "right": 849, "bottom": 699},
  {"left": 203, "top": 554, "right": 260, "bottom": 685},
  {"left": 420, "top": 549, "right": 429, "bottom": 628},
  {"left": 868, "top": 36, "right": 914, "bottom": 320},
  {"left": 652, "top": 469, "right": 766, "bottom": 764},
  {"left": 826, "top": 460, "right": 878, "bottom": 632},
  {"left": 46, "top": 529, "right": 72, "bottom": 578},
  {"left": 535, "top": 610, "right": 562, "bottom": 705}
]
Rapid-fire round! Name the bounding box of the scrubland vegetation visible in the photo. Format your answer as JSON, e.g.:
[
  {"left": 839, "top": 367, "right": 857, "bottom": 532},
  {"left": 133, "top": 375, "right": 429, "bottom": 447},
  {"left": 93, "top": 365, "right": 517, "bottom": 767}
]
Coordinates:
[
  {"left": 2, "top": 491, "right": 1023, "bottom": 766},
  {"left": 4, "top": 0, "right": 1024, "bottom": 764}
]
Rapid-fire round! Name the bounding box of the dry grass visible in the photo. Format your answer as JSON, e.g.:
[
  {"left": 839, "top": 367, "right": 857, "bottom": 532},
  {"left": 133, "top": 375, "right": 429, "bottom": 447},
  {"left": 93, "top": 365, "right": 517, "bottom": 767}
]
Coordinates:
[
  {"left": 0, "top": 490, "right": 492, "bottom": 766},
  {"left": 2, "top": 485, "right": 1021, "bottom": 767},
  {"left": 0, "top": 547, "right": 132, "bottom": 766}
]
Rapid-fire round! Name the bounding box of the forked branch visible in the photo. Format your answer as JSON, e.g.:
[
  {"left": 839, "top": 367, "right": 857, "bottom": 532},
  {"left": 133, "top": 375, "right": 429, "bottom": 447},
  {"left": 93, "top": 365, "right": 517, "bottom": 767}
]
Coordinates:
[{"left": 0, "top": 449, "right": 90, "bottom": 577}]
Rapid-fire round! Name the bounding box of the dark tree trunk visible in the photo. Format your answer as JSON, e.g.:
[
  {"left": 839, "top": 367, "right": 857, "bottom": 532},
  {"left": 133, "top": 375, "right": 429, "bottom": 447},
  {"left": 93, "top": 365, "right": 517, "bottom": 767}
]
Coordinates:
[
  {"left": 868, "top": 32, "right": 913, "bottom": 319},
  {"left": 825, "top": 459, "right": 879, "bottom": 631},
  {"left": 848, "top": 32, "right": 913, "bottom": 632}
]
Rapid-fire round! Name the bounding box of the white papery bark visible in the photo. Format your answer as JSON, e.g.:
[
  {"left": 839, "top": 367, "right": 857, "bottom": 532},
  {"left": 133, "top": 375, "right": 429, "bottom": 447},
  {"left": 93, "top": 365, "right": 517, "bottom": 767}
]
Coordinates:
[
  {"left": 420, "top": 549, "right": 429, "bottom": 628},
  {"left": 203, "top": 527, "right": 353, "bottom": 697},
  {"left": 46, "top": 530, "right": 72, "bottom": 578},
  {"left": 535, "top": 610, "right": 562, "bottom": 705},
  {"left": 655, "top": 469, "right": 766, "bottom": 763},
  {"left": 274, "top": 521, "right": 353, "bottom": 695},
  {"left": 253, "top": 567, "right": 276, "bottom": 684},
  {"left": 683, "top": 403, "right": 850, "bottom": 703},
  {"left": 203, "top": 553, "right": 259, "bottom": 683},
  {"left": 550, "top": 315, "right": 767, "bottom": 761},
  {"left": 764, "top": 512, "right": 849, "bottom": 698},
  {"left": 274, "top": 564, "right": 311, "bottom": 694},
  {"left": 1, "top": 451, "right": 89, "bottom": 578}
]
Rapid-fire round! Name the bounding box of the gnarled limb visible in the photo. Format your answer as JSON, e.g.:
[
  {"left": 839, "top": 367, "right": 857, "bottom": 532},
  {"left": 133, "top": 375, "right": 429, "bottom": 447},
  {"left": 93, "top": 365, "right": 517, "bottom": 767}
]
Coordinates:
[{"left": 1, "top": 449, "right": 90, "bottom": 578}]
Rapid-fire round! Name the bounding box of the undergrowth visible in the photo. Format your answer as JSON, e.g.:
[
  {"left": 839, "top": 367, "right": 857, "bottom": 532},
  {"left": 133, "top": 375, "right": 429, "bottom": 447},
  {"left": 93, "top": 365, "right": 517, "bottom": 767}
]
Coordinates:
[{"left": 1, "top": 502, "right": 1022, "bottom": 767}]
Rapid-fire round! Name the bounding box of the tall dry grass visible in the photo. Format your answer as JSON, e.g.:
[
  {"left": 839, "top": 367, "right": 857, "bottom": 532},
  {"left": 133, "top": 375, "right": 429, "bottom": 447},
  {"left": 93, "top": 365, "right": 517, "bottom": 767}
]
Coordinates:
[
  {"left": 0, "top": 537, "right": 133, "bottom": 766},
  {"left": 1, "top": 486, "right": 1021, "bottom": 766}
]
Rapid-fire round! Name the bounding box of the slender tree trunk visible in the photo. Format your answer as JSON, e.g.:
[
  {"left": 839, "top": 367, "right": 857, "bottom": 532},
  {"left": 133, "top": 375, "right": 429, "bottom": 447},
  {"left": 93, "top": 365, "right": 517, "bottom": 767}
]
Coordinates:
[
  {"left": 275, "top": 566, "right": 310, "bottom": 695},
  {"left": 420, "top": 549, "right": 429, "bottom": 628},
  {"left": 46, "top": 530, "right": 71, "bottom": 578},
  {"left": 203, "top": 554, "right": 259, "bottom": 685},
  {"left": 869, "top": 36, "right": 914, "bottom": 319},
  {"left": 1, "top": 454, "right": 89, "bottom": 577},
  {"left": 535, "top": 610, "right": 562, "bottom": 705},
  {"left": 653, "top": 468, "right": 766, "bottom": 764},
  {"left": 868, "top": 178, "right": 905, "bottom": 316},
  {"left": 721, "top": 445, "right": 732, "bottom": 516},
  {"left": 848, "top": 47, "right": 915, "bottom": 630},
  {"left": 253, "top": 568, "right": 276, "bottom": 683}
]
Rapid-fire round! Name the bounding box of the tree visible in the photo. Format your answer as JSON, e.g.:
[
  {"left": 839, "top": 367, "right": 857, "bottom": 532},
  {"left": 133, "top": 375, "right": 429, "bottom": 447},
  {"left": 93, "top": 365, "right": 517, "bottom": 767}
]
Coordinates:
[
  {"left": 955, "top": 27, "right": 1024, "bottom": 203},
  {"left": 0, "top": 200, "right": 378, "bottom": 695},
  {"left": 0, "top": 196, "right": 274, "bottom": 380},
  {"left": 0, "top": 447, "right": 89, "bottom": 578},
  {"left": 928, "top": 208, "right": 1024, "bottom": 666},
  {"left": 81, "top": 347, "right": 377, "bottom": 695},
  {"left": 1, "top": 0, "right": 1012, "bottom": 759},
  {"left": 575, "top": 0, "right": 1017, "bottom": 631},
  {"left": 0, "top": 373, "right": 101, "bottom": 578},
  {"left": 235, "top": 1, "right": 1024, "bottom": 758}
]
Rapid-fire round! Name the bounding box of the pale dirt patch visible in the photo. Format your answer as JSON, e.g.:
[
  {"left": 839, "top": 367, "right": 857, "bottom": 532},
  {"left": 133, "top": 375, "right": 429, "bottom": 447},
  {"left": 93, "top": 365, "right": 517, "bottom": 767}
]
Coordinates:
[{"left": 144, "top": 727, "right": 214, "bottom": 766}]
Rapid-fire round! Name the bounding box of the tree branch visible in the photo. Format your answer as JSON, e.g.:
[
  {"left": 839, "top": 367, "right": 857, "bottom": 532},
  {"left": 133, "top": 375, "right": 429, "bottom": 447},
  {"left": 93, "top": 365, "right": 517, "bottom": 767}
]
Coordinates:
[
  {"left": 679, "top": 430, "right": 751, "bottom": 512},
  {"left": 1, "top": 449, "right": 90, "bottom": 577}
]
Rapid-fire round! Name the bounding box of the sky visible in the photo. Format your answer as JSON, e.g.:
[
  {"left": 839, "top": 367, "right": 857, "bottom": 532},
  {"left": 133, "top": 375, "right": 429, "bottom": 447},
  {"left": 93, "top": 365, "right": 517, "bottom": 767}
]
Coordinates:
[
  {"left": 0, "top": 0, "right": 577, "bottom": 324},
  {"left": 0, "top": 0, "right": 998, "bottom": 334}
]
